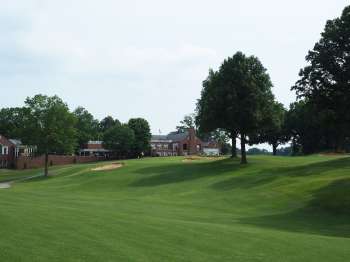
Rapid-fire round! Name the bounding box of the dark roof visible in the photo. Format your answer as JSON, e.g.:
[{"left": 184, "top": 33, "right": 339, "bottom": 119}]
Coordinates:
[
  {"left": 151, "top": 131, "right": 189, "bottom": 142},
  {"left": 151, "top": 135, "right": 168, "bottom": 141},
  {"left": 9, "top": 139, "right": 22, "bottom": 146},
  {"left": 166, "top": 131, "right": 188, "bottom": 142}
]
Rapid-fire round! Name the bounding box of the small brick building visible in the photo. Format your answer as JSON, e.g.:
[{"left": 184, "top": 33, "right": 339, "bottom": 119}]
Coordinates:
[
  {"left": 0, "top": 135, "right": 36, "bottom": 168},
  {"left": 0, "top": 135, "right": 15, "bottom": 168},
  {"left": 79, "top": 141, "right": 110, "bottom": 157}
]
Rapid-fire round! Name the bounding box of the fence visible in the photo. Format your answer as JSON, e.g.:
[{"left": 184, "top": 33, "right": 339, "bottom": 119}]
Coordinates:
[{"left": 15, "top": 155, "right": 101, "bottom": 169}]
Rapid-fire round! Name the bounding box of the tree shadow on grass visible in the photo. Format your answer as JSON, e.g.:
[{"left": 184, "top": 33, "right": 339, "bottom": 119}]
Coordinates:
[
  {"left": 21, "top": 175, "right": 51, "bottom": 183},
  {"left": 130, "top": 158, "right": 243, "bottom": 187},
  {"left": 212, "top": 157, "right": 350, "bottom": 191},
  {"left": 238, "top": 178, "right": 350, "bottom": 238}
]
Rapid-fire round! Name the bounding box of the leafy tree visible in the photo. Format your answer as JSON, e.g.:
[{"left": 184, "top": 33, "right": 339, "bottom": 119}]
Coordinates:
[
  {"left": 128, "top": 118, "right": 151, "bottom": 157},
  {"left": 73, "top": 107, "right": 100, "bottom": 149},
  {"left": 203, "top": 129, "right": 231, "bottom": 155},
  {"left": 220, "top": 53, "right": 274, "bottom": 164},
  {"left": 23, "top": 95, "right": 77, "bottom": 176},
  {"left": 100, "top": 116, "right": 121, "bottom": 134},
  {"left": 103, "top": 124, "right": 135, "bottom": 158},
  {"left": 284, "top": 101, "right": 306, "bottom": 155},
  {"left": 0, "top": 107, "right": 29, "bottom": 139},
  {"left": 267, "top": 102, "right": 289, "bottom": 155},
  {"left": 285, "top": 100, "right": 329, "bottom": 155},
  {"left": 176, "top": 114, "right": 196, "bottom": 133},
  {"left": 197, "top": 52, "right": 274, "bottom": 164},
  {"left": 250, "top": 101, "right": 289, "bottom": 155},
  {"left": 292, "top": 5, "right": 350, "bottom": 152},
  {"left": 210, "top": 129, "right": 230, "bottom": 145}
]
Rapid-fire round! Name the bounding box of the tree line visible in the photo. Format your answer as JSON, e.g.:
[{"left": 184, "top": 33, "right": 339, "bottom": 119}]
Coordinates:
[
  {"left": 0, "top": 95, "right": 151, "bottom": 176},
  {"left": 195, "top": 5, "right": 350, "bottom": 163}
]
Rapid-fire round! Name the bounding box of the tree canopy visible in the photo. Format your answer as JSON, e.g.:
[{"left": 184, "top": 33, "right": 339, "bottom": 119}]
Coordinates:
[
  {"left": 100, "top": 116, "right": 121, "bottom": 134},
  {"left": 176, "top": 114, "right": 196, "bottom": 133},
  {"left": 128, "top": 118, "right": 151, "bottom": 157},
  {"left": 292, "top": 5, "right": 350, "bottom": 152},
  {"left": 249, "top": 101, "right": 289, "bottom": 155},
  {"left": 24, "top": 95, "right": 77, "bottom": 176},
  {"left": 73, "top": 107, "right": 100, "bottom": 149},
  {"left": 103, "top": 124, "right": 135, "bottom": 158},
  {"left": 0, "top": 107, "right": 29, "bottom": 139}
]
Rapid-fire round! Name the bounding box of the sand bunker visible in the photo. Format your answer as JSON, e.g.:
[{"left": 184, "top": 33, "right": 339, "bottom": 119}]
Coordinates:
[
  {"left": 0, "top": 182, "right": 11, "bottom": 189},
  {"left": 91, "top": 163, "right": 123, "bottom": 171},
  {"left": 183, "top": 156, "right": 202, "bottom": 161}
]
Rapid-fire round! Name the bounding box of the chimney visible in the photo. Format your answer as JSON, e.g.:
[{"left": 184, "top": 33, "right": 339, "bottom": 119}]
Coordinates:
[{"left": 188, "top": 128, "right": 196, "bottom": 155}]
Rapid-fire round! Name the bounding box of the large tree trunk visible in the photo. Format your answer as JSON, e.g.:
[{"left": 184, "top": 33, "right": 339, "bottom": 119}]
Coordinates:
[
  {"left": 44, "top": 152, "right": 49, "bottom": 177},
  {"left": 291, "top": 138, "right": 298, "bottom": 156},
  {"left": 272, "top": 143, "right": 277, "bottom": 156},
  {"left": 240, "top": 134, "right": 247, "bottom": 164},
  {"left": 335, "top": 134, "right": 344, "bottom": 153},
  {"left": 231, "top": 132, "right": 237, "bottom": 158}
]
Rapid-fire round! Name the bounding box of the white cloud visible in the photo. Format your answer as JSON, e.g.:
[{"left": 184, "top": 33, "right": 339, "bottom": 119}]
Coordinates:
[{"left": 14, "top": 3, "right": 218, "bottom": 75}]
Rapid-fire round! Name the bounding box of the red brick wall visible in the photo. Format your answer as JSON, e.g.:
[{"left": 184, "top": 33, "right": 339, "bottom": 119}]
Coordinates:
[
  {"left": 188, "top": 128, "right": 196, "bottom": 154},
  {"left": 179, "top": 128, "right": 203, "bottom": 155},
  {"left": 15, "top": 155, "right": 99, "bottom": 170}
]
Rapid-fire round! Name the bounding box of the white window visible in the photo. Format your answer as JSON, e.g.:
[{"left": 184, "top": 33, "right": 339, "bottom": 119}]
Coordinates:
[{"left": 2, "top": 146, "right": 8, "bottom": 155}]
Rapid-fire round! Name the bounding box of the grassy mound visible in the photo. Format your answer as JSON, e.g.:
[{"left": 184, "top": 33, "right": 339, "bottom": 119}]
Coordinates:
[{"left": 0, "top": 155, "right": 349, "bottom": 261}]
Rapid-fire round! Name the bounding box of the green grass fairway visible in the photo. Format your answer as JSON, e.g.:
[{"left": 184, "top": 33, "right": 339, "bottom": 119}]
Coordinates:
[{"left": 0, "top": 155, "right": 349, "bottom": 261}]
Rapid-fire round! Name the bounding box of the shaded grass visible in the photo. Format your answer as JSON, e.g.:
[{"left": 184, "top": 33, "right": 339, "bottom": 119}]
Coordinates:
[
  {"left": 0, "top": 168, "right": 43, "bottom": 182},
  {"left": 131, "top": 158, "right": 240, "bottom": 187}
]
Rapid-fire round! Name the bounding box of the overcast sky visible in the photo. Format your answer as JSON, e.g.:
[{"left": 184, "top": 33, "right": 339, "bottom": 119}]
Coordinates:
[{"left": 1, "top": 0, "right": 349, "bottom": 135}]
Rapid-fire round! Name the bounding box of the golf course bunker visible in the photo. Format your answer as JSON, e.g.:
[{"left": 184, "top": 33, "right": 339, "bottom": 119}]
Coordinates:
[
  {"left": 182, "top": 156, "right": 202, "bottom": 162},
  {"left": 91, "top": 163, "right": 123, "bottom": 171},
  {"left": 0, "top": 182, "right": 11, "bottom": 189}
]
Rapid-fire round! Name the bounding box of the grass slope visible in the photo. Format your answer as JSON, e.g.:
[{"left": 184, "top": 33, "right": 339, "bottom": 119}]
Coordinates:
[{"left": 0, "top": 155, "right": 349, "bottom": 261}]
